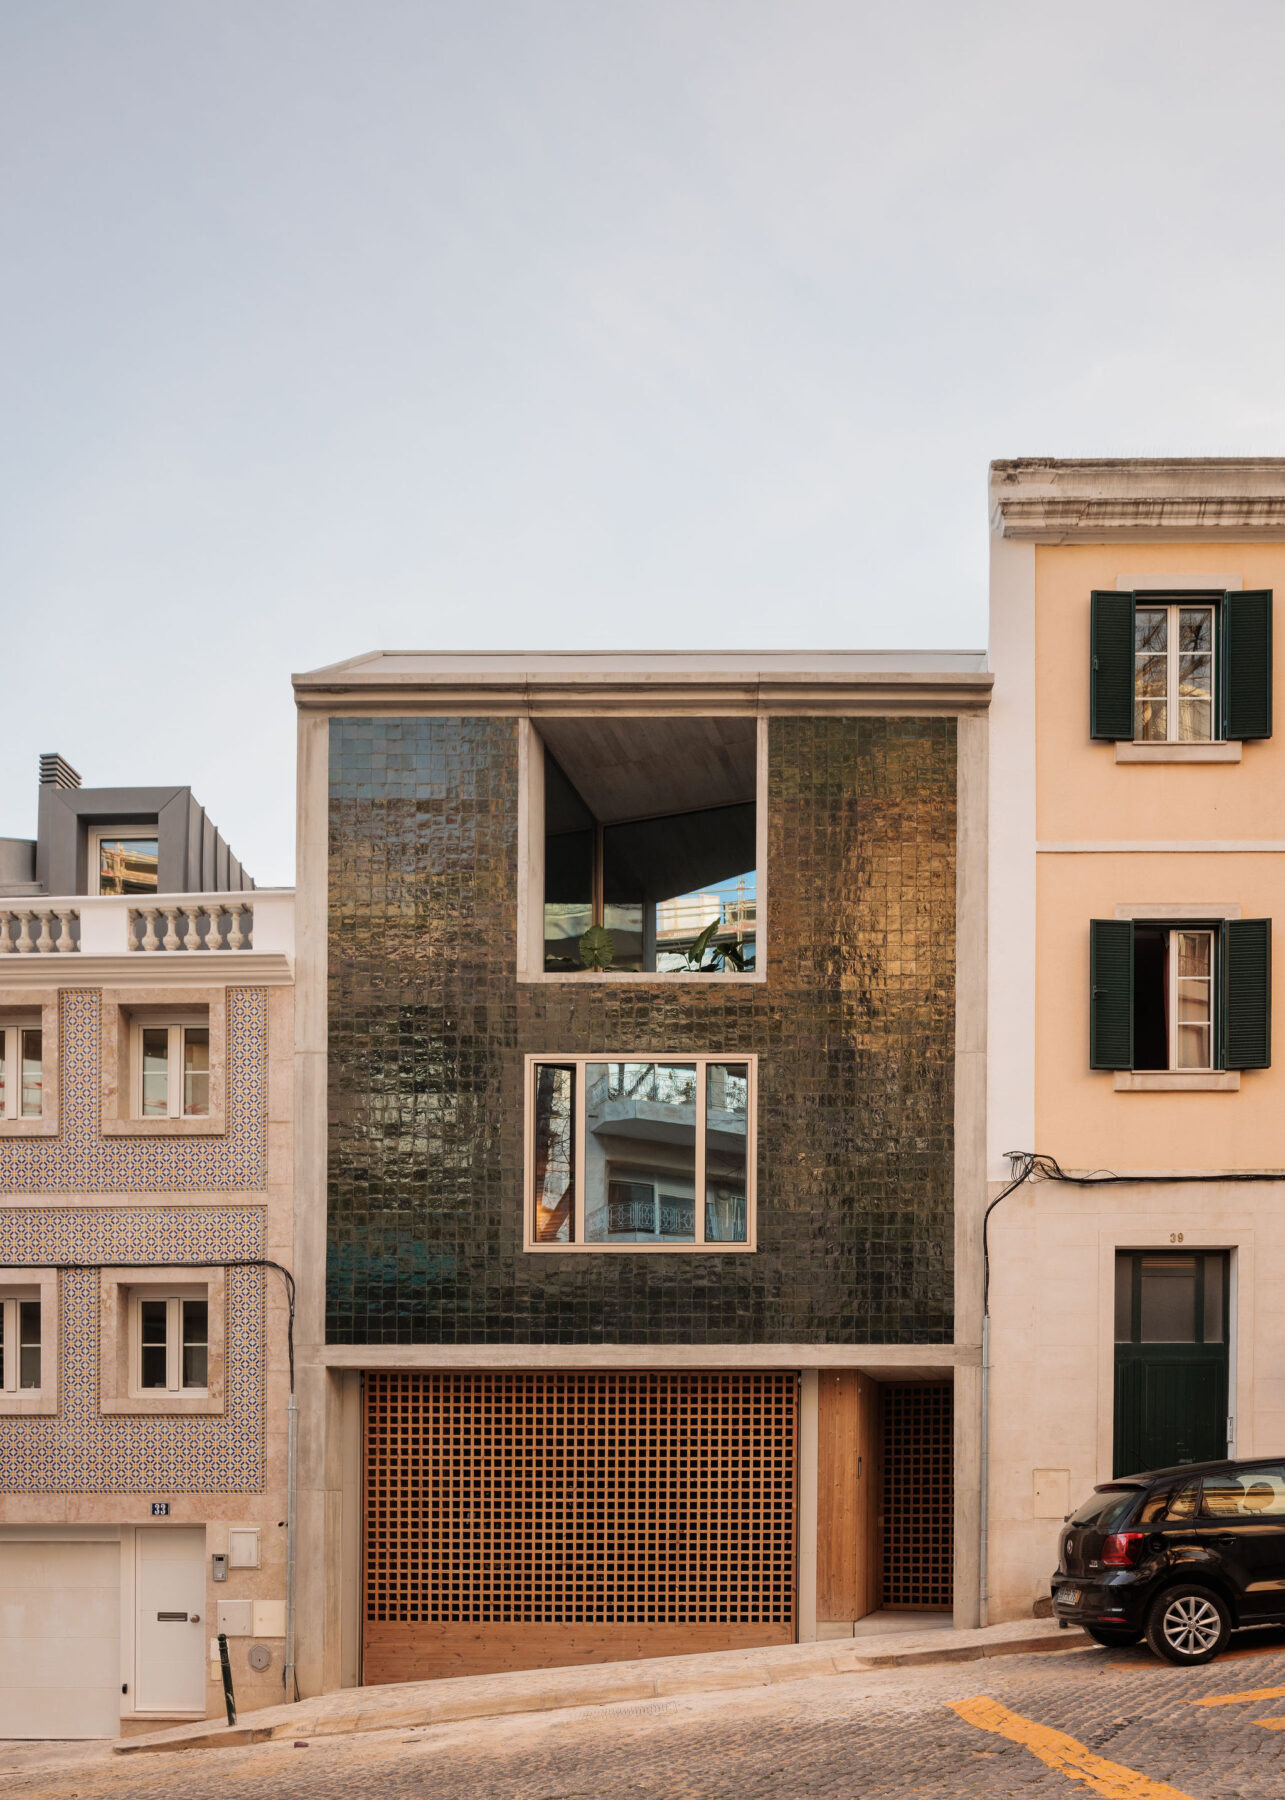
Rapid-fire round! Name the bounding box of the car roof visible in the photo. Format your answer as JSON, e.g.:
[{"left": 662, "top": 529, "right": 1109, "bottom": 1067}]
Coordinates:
[{"left": 1108, "top": 1457, "right": 1284, "bottom": 1486}]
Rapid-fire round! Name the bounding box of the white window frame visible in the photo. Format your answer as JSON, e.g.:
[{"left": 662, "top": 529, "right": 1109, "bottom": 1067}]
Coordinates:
[
  {"left": 0, "top": 1017, "right": 44, "bottom": 1120},
  {"left": 0, "top": 1287, "right": 42, "bottom": 1394},
  {"left": 88, "top": 823, "right": 160, "bottom": 896},
  {"left": 1168, "top": 926, "right": 1215, "bottom": 1073},
  {"left": 131, "top": 1016, "right": 211, "bottom": 1120},
  {"left": 1134, "top": 598, "right": 1218, "bottom": 745},
  {"left": 524, "top": 1052, "right": 757, "bottom": 1253},
  {"left": 129, "top": 1287, "right": 209, "bottom": 1398}
]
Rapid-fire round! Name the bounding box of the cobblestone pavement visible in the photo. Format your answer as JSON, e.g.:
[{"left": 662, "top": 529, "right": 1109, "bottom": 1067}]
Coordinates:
[{"left": 9, "top": 1632, "right": 1285, "bottom": 1800}]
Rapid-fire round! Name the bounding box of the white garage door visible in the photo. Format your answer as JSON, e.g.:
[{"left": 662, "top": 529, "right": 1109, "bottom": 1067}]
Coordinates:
[{"left": 0, "top": 1540, "right": 120, "bottom": 1738}]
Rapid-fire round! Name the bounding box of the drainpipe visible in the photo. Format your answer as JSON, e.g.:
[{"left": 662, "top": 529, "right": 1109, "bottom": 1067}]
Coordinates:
[
  {"left": 283, "top": 1385, "right": 299, "bottom": 1702},
  {"left": 979, "top": 1309, "right": 991, "bottom": 1627}
]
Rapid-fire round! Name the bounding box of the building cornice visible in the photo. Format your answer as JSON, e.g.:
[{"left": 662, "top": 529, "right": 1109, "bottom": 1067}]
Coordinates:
[
  {"left": 293, "top": 658, "right": 993, "bottom": 715},
  {"left": 0, "top": 953, "right": 293, "bottom": 989},
  {"left": 991, "top": 457, "right": 1285, "bottom": 542}
]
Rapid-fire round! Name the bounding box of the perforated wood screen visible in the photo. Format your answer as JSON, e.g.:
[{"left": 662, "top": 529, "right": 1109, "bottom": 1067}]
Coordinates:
[
  {"left": 363, "top": 1371, "right": 796, "bottom": 1677},
  {"left": 881, "top": 1381, "right": 953, "bottom": 1610}
]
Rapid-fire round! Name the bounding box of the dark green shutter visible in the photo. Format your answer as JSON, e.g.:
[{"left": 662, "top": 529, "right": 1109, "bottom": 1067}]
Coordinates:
[
  {"left": 1222, "top": 590, "right": 1273, "bottom": 740},
  {"left": 1090, "top": 591, "right": 1135, "bottom": 740},
  {"left": 1090, "top": 919, "right": 1134, "bottom": 1069},
  {"left": 1224, "top": 918, "right": 1271, "bottom": 1069}
]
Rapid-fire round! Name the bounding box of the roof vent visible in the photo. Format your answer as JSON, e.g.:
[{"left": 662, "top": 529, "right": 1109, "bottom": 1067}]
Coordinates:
[{"left": 39, "top": 752, "right": 81, "bottom": 790}]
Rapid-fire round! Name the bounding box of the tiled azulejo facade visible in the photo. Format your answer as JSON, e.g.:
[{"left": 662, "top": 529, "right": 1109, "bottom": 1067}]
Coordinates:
[
  {"left": 0, "top": 987, "right": 267, "bottom": 1191},
  {"left": 0, "top": 1208, "right": 266, "bottom": 1493},
  {"left": 327, "top": 715, "right": 958, "bottom": 1346},
  {"left": 0, "top": 985, "right": 272, "bottom": 1493}
]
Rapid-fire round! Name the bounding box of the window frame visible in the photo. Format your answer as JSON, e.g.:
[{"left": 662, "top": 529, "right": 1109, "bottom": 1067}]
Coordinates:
[
  {"left": 128, "top": 1285, "right": 210, "bottom": 1400},
  {"left": 0, "top": 1287, "right": 42, "bottom": 1393},
  {"left": 98, "top": 1265, "right": 226, "bottom": 1415},
  {"left": 517, "top": 717, "right": 769, "bottom": 985},
  {"left": 130, "top": 1016, "right": 211, "bottom": 1120},
  {"left": 0, "top": 1269, "right": 58, "bottom": 1413},
  {"left": 87, "top": 823, "right": 160, "bottom": 896},
  {"left": 0, "top": 1016, "right": 44, "bottom": 1120},
  {"left": 524, "top": 1052, "right": 758, "bottom": 1253},
  {"left": 1133, "top": 595, "right": 1219, "bottom": 745}
]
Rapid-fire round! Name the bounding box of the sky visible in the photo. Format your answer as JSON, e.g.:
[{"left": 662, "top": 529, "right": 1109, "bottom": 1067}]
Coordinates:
[{"left": 5, "top": 0, "right": 1285, "bottom": 885}]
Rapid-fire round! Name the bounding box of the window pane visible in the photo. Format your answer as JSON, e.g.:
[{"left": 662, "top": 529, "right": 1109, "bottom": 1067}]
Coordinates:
[
  {"left": 141, "top": 1027, "right": 169, "bottom": 1116},
  {"left": 1200, "top": 1471, "right": 1285, "bottom": 1518},
  {"left": 1167, "top": 1480, "right": 1199, "bottom": 1520},
  {"left": 182, "top": 1300, "right": 208, "bottom": 1387},
  {"left": 183, "top": 1028, "right": 210, "bottom": 1116},
  {"left": 706, "top": 1063, "right": 748, "bottom": 1243},
  {"left": 139, "top": 1297, "right": 168, "bottom": 1388},
  {"left": 1178, "top": 639, "right": 1213, "bottom": 742},
  {"left": 1139, "top": 1257, "right": 1198, "bottom": 1342},
  {"left": 1136, "top": 608, "right": 1168, "bottom": 653},
  {"left": 1179, "top": 608, "right": 1213, "bottom": 654},
  {"left": 1204, "top": 1256, "right": 1225, "bottom": 1343},
  {"left": 532, "top": 1065, "right": 575, "bottom": 1244},
  {"left": 18, "top": 1300, "right": 40, "bottom": 1389},
  {"left": 1115, "top": 1255, "right": 1133, "bottom": 1342},
  {"left": 19, "top": 1029, "right": 41, "bottom": 1116},
  {"left": 97, "top": 836, "right": 159, "bottom": 895},
  {"left": 585, "top": 1063, "right": 696, "bottom": 1242},
  {"left": 1176, "top": 933, "right": 1210, "bottom": 979}
]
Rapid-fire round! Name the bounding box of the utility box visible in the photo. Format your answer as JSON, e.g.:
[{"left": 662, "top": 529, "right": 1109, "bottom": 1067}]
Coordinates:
[
  {"left": 216, "top": 1599, "right": 253, "bottom": 1637},
  {"left": 252, "top": 1599, "right": 286, "bottom": 1637}
]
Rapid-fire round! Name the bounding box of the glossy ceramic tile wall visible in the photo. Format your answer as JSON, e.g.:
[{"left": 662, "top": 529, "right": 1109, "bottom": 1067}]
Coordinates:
[{"left": 327, "top": 716, "right": 957, "bottom": 1345}]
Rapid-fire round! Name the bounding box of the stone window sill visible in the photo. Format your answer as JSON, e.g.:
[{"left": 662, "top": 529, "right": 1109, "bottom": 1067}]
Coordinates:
[
  {"left": 100, "top": 1393, "right": 224, "bottom": 1417},
  {"left": 1114, "top": 1071, "right": 1241, "bottom": 1091},
  {"left": 0, "top": 1392, "right": 58, "bottom": 1417},
  {"left": 1115, "top": 742, "right": 1242, "bottom": 763}
]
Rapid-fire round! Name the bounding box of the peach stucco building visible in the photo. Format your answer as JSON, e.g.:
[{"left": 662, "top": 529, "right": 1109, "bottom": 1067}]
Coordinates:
[{"left": 987, "top": 459, "right": 1285, "bottom": 1620}]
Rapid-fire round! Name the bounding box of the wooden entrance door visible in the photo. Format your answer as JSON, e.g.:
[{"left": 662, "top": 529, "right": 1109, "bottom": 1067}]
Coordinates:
[{"left": 363, "top": 1370, "right": 797, "bottom": 1683}]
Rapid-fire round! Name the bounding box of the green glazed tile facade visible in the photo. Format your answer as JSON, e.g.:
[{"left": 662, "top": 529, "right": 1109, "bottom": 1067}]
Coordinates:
[{"left": 327, "top": 714, "right": 957, "bottom": 1344}]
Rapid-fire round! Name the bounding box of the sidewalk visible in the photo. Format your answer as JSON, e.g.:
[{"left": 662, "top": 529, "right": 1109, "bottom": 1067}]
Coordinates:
[{"left": 116, "top": 1618, "right": 1087, "bottom": 1756}]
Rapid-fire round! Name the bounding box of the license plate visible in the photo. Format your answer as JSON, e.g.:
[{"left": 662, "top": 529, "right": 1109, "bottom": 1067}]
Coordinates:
[{"left": 1056, "top": 1585, "right": 1081, "bottom": 1606}]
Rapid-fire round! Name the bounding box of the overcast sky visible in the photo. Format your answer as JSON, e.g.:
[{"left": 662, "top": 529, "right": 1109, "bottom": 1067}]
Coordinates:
[{"left": 5, "top": 2, "right": 1285, "bottom": 884}]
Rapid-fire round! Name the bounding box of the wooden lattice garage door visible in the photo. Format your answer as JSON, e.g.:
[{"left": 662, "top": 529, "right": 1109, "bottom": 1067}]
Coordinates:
[
  {"left": 881, "top": 1380, "right": 953, "bottom": 1610},
  {"left": 363, "top": 1370, "right": 797, "bottom": 1682}
]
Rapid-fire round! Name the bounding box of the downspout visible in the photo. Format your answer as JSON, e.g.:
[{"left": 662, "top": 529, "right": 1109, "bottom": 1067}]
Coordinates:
[
  {"left": 978, "top": 1154, "right": 1034, "bottom": 1630},
  {"left": 283, "top": 1382, "right": 299, "bottom": 1702}
]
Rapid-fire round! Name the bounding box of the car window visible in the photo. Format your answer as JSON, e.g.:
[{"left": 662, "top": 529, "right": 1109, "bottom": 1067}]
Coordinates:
[
  {"left": 1069, "top": 1487, "right": 1141, "bottom": 1528},
  {"left": 1200, "top": 1468, "right": 1285, "bottom": 1519},
  {"left": 1137, "top": 1488, "right": 1174, "bottom": 1525},
  {"left": 1167, "top": 1480, "right": 1200, "bottom": 1520}
]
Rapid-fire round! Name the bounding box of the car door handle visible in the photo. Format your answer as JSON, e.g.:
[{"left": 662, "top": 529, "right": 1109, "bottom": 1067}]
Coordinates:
[{"left": 1215, "top": 1536, "right": 1237, "bottom": 1546}]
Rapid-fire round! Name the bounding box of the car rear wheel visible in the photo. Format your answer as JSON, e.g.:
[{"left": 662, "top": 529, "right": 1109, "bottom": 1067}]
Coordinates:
[
  {"left": 1146, "top": 1586, "right": 1231, "bottom": 1665},
  {"left": 1084, "top": 1625, "right": 1143, "bottom": 1647}
]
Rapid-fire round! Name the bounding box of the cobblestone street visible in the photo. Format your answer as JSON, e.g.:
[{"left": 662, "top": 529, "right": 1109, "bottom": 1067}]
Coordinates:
[{"left": 8, "top": 1634, "right": 1285, "bottom": 1800}]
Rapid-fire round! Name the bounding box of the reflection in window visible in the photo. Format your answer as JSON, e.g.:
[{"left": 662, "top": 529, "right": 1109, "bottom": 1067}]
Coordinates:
[
  {"left": 529, "top": 1056, "right": 756, "bottom": 1250},
  {"left": 532, "top": 1065, "right": 575, "bottom": 1243},
  {"left": 96, "top": 835, "right": 159, "bottom": 895},
  {"left": 706, "top": 1063, "right": 748, "bottom": 1242},
  {"left": 539, "top": 719, "right": 757, "bottom": 975},
  {"left": 586, "top": 1063, "right": 697, "bottom": 1242},
  {"left": 1134, "top": 603, "right": 1215, "bottom": 744}
]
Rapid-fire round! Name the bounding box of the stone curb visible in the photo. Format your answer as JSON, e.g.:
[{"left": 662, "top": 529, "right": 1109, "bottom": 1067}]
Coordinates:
[{"left": 114, "top": 1622, "right": 1087, "bottom": 1756}]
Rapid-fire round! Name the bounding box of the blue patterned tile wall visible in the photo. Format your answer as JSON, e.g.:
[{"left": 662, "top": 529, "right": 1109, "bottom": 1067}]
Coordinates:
[
  {"left": 0, "top": 1206, "right": 266, "bottom": 1493},
  {"left": 0, "top": 987, "right": 267, "bottom": 1192}
]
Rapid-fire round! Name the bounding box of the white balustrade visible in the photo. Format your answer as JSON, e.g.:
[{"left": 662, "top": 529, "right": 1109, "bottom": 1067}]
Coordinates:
[
  {"left": 0, "top": 907, "right": 80, "bottom": 953},
  {"left": 128, "top": 901, "right": 255, "bottom": 952}
]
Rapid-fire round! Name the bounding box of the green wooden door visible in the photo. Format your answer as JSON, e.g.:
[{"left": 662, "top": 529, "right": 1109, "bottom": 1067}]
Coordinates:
[{"left": 1113, "top": 1252, "right": 1229, "bottom": 1477}]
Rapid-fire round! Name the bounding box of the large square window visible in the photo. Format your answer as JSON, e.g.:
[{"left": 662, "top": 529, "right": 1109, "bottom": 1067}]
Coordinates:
[
  {"left": 526, "top": 1055, "right": 756, "bottom": 1251},
  {"left": 90, "top": 826, "right": 159, "bottom": 895},
  {"left": 527, "top": 717, "right": 761, "bottom": 977}
]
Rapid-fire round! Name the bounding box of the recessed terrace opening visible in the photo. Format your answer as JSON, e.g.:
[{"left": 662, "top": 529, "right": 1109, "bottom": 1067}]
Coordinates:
[{"left": 536, "top": 716, "right": 759, "bottom": 976}]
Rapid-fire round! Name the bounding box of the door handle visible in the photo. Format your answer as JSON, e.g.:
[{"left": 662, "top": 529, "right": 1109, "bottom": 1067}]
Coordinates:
[
  {"left": 191, "top": 1614, "right": 201, "bottom": 1623},
  {"left": 1215, "top": 1536, "right": 1236, "bottom": 1546}
]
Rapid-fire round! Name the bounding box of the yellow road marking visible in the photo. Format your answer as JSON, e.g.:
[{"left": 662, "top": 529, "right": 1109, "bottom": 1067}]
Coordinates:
[
  {"left": 1192, "top": 1684, "right": 1285, "bottom": 1707},
  {"left": 1253, "top": 1715, "right": 1285, "bottom": 1729},
  {"left": 950, "top": 1696, "right": 1196, "bottom": 1800}
]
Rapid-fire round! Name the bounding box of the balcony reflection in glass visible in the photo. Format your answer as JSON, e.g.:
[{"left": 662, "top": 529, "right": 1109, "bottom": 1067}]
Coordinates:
[
  {"left": 706, "top": 1063, "right": 749, "bottom": 1242},
  {"left": 586, "top": 1062, "right": 697, "bottom": 1242}
]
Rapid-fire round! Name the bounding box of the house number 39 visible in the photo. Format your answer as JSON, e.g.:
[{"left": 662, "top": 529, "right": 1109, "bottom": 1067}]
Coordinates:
[{"left": 1169, "top": 1232, "right": 1184, "bottom": 1243}]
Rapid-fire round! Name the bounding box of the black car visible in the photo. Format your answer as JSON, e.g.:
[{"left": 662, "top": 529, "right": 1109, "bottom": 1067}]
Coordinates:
[{"left": 1051, "top": 1457, "right": 1285, "bottom": 1664}]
